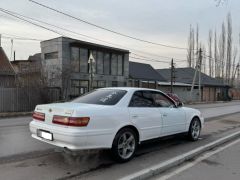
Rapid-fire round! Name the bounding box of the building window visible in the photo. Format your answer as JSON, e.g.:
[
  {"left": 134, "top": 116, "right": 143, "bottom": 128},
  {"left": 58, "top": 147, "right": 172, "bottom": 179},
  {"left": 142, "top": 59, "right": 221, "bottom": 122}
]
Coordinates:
[
  {"left": 92, "top": 80, "right": 106, "bottom": 89},
  {"left": 44, "top": 52, "right": 58, "bottom": 60},
  {"left": 98, "top": 80, "right": 106, "bottom": 88},
  {"left": 117, "top": 55, "right": 123, "bottom": 76},
  {"left": 104, "top": 53, "right": 110, "bottom": 75},
  {"left": 112, "top": 81, "right": 118, "bottom": 87},
  {"left": 80, "top": 48, "right": 88, "bottom": 73},
  {"left": 71, "top": 80, "right": 89, "bottom": 98},
  {"left": 97, "top": 51, "right": 104, "bottom": 74},
  {"left": 71, "top": 47, "right": 80, "bottom": 72},
  {"left": 111, "top": 54, "right": 118, "bottom": 75}
]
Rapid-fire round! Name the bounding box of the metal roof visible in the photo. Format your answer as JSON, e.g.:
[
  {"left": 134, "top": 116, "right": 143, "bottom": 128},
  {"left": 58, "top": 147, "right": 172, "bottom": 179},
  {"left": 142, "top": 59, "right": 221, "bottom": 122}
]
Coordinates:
[
  {"left": 0, "top": 47, "right": 16, "bottom": 75},
  {"left": 129, "top": 61, "right": 167, "bottom": 82},
  {"left": 157, "top": 67, "right": 227, "bottom": 87}
]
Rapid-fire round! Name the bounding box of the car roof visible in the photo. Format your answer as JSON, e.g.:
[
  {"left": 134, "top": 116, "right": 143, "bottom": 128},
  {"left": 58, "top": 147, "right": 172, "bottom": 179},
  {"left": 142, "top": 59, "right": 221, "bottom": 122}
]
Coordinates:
[{"left": 100, "top": 87, "right": 165, "bottom": 93}]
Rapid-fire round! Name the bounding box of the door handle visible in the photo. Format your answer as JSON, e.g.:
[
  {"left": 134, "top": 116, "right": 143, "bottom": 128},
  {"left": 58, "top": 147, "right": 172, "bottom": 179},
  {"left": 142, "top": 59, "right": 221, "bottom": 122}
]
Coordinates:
[
  {"left": 162, "top": 113, "right": 168, "bottom": 117},
  {"left": 132, "top": 115, "right": 139, "bottom": 118}
]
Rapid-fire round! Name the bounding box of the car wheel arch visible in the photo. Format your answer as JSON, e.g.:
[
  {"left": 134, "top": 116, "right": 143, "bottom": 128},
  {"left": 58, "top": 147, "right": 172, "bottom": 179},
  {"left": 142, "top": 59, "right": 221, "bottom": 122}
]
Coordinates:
[
  {"left": 189, "top": 116, "right": 202, "bottom": 129},
  {"left": 113, "top": 125, "right": 140, "bottom": 146}
]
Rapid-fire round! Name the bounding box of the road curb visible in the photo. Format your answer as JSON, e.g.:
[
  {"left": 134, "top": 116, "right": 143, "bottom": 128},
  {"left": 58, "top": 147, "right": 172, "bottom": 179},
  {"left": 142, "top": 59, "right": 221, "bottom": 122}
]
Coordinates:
[{"left": 120, "top": 131, "right": 240, "bottom": 180}]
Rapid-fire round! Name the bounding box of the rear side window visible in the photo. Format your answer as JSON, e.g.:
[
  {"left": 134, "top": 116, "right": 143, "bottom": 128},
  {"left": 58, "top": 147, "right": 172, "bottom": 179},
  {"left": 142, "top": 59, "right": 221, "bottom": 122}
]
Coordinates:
[{"left": 72, "top": 89, "right": 127, "bottom": 105}]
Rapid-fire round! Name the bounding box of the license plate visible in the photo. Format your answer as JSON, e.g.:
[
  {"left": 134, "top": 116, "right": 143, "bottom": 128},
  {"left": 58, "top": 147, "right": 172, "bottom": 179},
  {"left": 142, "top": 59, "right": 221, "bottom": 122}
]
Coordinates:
[{"left": 37, "top": 130, "right": 53, "bottom": 141}]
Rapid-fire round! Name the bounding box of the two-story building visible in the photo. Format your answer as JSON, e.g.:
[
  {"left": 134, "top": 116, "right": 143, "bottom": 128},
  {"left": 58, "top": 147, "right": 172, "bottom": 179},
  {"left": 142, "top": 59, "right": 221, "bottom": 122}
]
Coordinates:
[{"left": 41, "top": 37, "right": 129, "bottom": 99}]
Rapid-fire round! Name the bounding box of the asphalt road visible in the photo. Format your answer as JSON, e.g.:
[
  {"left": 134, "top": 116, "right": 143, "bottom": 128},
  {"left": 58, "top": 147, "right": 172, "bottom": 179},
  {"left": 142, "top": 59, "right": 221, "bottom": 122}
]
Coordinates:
[
  {"left": 153, "top": 137, "right": 240, "bottom": 180},
  {"left": 0, "top": 101, "right": 239, "bottom": 180}
]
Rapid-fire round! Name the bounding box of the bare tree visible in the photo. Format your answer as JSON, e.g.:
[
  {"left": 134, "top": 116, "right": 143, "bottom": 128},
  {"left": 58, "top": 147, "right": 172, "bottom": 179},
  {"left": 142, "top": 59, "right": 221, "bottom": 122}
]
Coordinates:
[
  {"left": 214, "top": 30, "right": 220, "bottom": 77},
  {"left": 231, "top": 47, "right": 238, "bottom": 86},
  {"left": 208, "top": 30, "right": 213, "bottom": 77},
  {"left": 226, "top": 13, "right": 232, "bottom": 84},
  {"left": 195, "top": 24, "right": 199, "bottom": 68},
  {"left": 202, "top": 45, "right": 207, "bottom": 74},
  {"left": 187, "top": 25, "right": 194, "bottom": 67},
  {"left": 218, "top": 22, "right": 226, "bottom": 81},
  {"left": 191, "top": 28, "right": 195, "bottom": 68}
]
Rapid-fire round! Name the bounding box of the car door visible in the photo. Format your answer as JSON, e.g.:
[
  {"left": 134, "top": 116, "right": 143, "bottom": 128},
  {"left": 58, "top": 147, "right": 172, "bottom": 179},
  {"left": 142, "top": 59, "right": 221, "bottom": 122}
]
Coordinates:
[
  {"left": 128, "top": 91, "right": 163, "bottom": 141},
  {"left": 152, "top": 91, "right": 186, "bottom": 136}
]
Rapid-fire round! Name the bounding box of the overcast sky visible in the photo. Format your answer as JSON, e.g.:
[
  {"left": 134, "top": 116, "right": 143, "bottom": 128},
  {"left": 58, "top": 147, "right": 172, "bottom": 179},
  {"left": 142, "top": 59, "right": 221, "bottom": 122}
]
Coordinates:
[{"left": 0, "top": 0, "right": 239, "bottom": 68}]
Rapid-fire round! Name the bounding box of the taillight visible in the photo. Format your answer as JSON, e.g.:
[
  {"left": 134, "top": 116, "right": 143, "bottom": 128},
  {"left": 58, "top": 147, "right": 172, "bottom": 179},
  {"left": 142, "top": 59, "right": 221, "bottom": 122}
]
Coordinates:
[
  {"left": 52, "top": 116, "right": 90, "bottom": 127},
  {"left": 33, "top": 111, "right": 45, "bottom": 121}
]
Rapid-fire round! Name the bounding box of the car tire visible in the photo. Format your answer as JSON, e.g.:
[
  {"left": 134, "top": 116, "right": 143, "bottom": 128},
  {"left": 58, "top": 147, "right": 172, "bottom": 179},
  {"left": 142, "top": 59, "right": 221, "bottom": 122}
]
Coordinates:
[
  {"left": 188, "top": 117, "right": 201, "bottom": 141},
  {"left": 111, "top": 128, "right": 137, "bottom": 163}
]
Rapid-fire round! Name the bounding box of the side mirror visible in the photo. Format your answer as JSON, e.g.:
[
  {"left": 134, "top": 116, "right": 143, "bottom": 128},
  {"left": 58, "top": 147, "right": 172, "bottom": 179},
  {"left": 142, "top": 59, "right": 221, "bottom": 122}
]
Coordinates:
[{"left": 177, "top": 102, "right": 183, "bottom": 107}]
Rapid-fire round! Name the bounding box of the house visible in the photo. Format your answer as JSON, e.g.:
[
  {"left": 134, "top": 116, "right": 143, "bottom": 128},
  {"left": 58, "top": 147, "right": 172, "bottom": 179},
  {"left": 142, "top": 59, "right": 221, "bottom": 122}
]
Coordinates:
[
  {"left": 0, "top": 47, "right": 16, "bottom": 87},
  {"left": 11, "top": 53, "right": 42, "bottom": 87},
  {"left": 128, "top": 61, "right": 167, "bottom": 89},
  {"left": 157, "top": 67, "right": 229, "bottom": 102},
  {"left": 41, "top": 37, "right": 130, "bottom": 99}
]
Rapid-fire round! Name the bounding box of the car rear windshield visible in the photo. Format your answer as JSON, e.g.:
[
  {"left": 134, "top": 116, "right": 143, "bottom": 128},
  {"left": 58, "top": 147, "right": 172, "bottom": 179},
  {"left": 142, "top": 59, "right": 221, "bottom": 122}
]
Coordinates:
[{"left": 72, "top": 89, "right": 127, "bottom": 105}]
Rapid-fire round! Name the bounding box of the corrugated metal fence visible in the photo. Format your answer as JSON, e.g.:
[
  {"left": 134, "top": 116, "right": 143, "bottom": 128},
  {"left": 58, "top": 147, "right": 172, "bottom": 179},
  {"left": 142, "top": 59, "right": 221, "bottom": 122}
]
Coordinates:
[{"left": 0, "top": 87, "right": 60, "bottom": 112}]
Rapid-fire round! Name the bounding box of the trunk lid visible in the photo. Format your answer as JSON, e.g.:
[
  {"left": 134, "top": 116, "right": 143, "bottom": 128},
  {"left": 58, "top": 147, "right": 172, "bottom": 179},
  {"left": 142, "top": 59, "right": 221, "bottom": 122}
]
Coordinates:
[{"left": 34, "top": 102, "right": 93, "bottom": 125}]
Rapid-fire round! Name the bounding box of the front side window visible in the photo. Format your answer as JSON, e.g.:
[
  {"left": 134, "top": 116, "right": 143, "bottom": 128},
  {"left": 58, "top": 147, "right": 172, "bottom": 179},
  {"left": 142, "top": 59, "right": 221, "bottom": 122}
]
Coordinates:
[
  {"left": 152, "top": 91, "right": 175, "bottom": 107},
  {"left": 129, "top": 91, "right": 175, "bottom": 108},
  {"left": 72, "top": 89, "right": 127, "bottom": 105},
  {"left": 129, "top": 91, "right": 155, "bottom": 107}
]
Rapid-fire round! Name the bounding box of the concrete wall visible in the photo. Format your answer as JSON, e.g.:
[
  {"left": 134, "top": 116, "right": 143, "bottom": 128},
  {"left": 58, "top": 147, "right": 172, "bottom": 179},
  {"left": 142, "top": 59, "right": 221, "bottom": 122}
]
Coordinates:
[
  {"left": 158, "top": 85, "right": 199, "bottom": 103},
  {"left": 41, "top": 37, "right": 63, "bottom": 88}
]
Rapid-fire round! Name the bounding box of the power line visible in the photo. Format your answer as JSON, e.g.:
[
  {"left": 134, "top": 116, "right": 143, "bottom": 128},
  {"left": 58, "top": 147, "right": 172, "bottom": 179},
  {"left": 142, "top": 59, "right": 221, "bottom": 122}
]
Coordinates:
[
  {"left": 131, "top": 52, "right": 187, "bottom": 62},
  {"left": 130, "top": 56, "right": 174, "bottom": 64},
  {"left": 1, "top": 35, "right": 42, "bottom": 41},
  {"left": 0, "top": 7, "right": 188, "bottom": 63},
  {"left": 29, "top": 0, "right": 189, "bottom": 50},
  {"left": 0, "top": 8, "right": 64, "bottom": 36}
]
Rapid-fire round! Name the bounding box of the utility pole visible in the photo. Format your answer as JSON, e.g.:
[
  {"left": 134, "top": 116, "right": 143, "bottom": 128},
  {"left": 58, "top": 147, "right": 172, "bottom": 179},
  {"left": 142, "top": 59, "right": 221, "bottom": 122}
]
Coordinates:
[
  {"left": 0, "top": 34, "right": 1, "bottom": 47},
  {"left": 170, "top": 59, "right": 175, "bottom": 93},
  {"left": 198, "top": 48, "right": 202, "bottom": 102},
  {"left": 190, "top": 48, "right": 202, "bottom": 102},
  {"left": 10, "top": 39, "right": 13, "bottom": 61}
]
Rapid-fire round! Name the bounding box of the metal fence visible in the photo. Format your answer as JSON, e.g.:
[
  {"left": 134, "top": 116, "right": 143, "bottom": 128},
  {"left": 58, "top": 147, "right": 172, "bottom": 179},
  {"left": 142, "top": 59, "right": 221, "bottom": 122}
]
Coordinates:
[{"left": 0, "top": 87, "right": 60, "bottom": 112}]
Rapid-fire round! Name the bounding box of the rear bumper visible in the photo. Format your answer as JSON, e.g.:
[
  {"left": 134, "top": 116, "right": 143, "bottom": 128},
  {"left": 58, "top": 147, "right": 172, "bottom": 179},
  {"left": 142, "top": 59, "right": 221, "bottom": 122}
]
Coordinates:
[{"left": 29, "top": 120, "right": 114, "bottom": 150}]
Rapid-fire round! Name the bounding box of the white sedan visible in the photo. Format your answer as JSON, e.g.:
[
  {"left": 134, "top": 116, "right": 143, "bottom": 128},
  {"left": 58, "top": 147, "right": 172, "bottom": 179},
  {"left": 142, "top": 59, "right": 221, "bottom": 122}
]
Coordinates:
[{"left": 30, "top": 87, "right": 204, "bottom": 162}]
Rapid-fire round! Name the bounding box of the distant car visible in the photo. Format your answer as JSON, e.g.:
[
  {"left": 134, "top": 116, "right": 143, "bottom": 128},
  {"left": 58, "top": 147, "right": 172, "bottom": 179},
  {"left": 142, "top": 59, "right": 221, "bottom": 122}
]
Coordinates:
[
  {"left": 166, "top": 93, "right": 182, "bottom": 104},
  {"left": 29, "top": 87, "right": 204, "bottom": 162}
]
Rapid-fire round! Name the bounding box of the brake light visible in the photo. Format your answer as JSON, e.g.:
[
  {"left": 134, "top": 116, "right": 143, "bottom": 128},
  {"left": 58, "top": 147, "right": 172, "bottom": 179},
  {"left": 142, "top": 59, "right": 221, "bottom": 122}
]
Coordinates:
[
  {"left": 33, "top": 111, "right": 45, "bottom": 121},
  {"left": 52, "top": 116, "right": 90, "bottom": 127}
]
